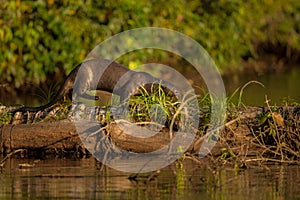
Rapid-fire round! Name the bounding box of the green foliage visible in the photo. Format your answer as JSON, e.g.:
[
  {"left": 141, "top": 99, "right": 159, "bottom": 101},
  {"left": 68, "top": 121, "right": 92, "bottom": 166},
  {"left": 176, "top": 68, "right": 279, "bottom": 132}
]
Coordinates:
[
  {"left": 0, "top": 112, "right": 12, "bottom": 124},
  {"left": 0, "top": 103, "right": 13, "bottom": 124},
  {"left": 1, "top": 0, "right": 300, "bottom": 88}
]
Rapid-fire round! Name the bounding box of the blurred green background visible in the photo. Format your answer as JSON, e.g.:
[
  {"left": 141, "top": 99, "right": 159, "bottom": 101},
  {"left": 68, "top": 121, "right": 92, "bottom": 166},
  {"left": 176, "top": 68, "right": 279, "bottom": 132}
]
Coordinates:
[{"left": 1, "top": 0, "right": 300, "bottom": 99}]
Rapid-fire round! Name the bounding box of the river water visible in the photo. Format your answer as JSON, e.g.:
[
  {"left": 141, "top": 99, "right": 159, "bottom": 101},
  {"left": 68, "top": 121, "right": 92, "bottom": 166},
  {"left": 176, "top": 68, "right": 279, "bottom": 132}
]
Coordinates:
[
  {"left": 224, "top": 66, "right": 300, "bottom": 106},
  {"left": 1, "top": 157, "right": 300, "bottom": 199}
]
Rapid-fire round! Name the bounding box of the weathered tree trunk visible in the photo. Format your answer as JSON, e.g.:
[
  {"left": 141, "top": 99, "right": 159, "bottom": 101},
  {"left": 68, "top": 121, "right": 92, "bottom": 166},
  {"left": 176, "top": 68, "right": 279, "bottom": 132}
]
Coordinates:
[{"left": 0, "top": 120, "right": 82, "bottom": 154}]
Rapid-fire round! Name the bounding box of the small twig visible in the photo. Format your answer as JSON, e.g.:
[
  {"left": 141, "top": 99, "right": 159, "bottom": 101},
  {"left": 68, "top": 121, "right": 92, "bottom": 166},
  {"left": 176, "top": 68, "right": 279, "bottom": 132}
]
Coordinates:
[
  {"left": 264, "top": 95, "right": 284, "bottom": 160},
  {"left": 245, "top": 157, "right": 298, "bottom": 164},
  {"left": 238, "top": 81, "right": 264, "bottom": 106},
  {"left": 169, "top": 89, "right": 198, "bottom": 138},
  {"left": 85, "top": 126, "right": 108, "bottom": 138},
  {"left": 0, "top": 149, "right": 27, "bottom": 167},
  {"left": 134, "top": 121, "right": 165, "bottom": 128}
]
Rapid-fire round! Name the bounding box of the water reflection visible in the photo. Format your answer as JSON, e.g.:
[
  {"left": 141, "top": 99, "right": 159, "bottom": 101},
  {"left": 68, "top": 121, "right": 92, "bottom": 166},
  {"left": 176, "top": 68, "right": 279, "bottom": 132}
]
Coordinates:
[{"left": 1, "top": 157, "right": 300, "bottom": 199}]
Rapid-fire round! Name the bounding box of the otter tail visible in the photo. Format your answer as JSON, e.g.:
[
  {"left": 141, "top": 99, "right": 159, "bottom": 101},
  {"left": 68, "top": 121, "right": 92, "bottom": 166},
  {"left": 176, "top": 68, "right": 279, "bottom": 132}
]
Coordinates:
[{"left": 10, "top": 64, "right": 81, "bottom": 115}]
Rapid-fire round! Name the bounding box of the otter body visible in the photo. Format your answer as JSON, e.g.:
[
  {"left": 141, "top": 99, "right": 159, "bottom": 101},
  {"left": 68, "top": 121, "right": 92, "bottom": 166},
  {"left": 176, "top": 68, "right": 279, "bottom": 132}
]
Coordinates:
[{"left": 12, "top": 58, "right": 177, "bottom": 113}]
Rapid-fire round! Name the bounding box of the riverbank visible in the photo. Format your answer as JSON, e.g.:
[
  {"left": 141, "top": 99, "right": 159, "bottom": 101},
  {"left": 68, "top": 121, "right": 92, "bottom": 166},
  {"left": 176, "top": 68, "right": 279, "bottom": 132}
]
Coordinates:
[{"left": 1, "top": 105, "right": 300, "bottom": 168}]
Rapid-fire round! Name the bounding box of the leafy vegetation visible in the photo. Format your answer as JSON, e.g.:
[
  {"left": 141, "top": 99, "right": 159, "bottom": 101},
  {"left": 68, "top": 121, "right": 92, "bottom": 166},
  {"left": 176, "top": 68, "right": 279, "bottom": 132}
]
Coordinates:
[
  {"left": 0, "top": 110, "right": 12, "bottom": 124},
  {"left": 1, "top": 0, "right": 300, "bottom": 89}
]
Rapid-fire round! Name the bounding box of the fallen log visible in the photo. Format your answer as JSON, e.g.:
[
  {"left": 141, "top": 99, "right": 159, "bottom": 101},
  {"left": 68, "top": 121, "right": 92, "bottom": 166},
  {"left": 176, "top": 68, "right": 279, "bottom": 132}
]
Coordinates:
[
  {"left": 0, "top": 118, "right": 195, "bottom": 155},
  {"left": 0, "top": 120, "right": 82, "bottom": 155}
]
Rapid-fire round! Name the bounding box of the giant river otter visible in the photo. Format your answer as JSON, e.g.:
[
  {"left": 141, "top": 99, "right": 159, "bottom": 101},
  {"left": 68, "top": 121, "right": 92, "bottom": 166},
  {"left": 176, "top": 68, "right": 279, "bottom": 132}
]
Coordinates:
[{"left": 11, "top": 58, "right": 179, "bottom": 114}]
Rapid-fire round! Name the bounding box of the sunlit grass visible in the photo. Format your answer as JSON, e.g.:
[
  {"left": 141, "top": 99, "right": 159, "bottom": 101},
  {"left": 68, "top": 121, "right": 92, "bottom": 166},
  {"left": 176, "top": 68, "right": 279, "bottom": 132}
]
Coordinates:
[{"left": 125, "top": 83, "right": 180, "bottom": 128}]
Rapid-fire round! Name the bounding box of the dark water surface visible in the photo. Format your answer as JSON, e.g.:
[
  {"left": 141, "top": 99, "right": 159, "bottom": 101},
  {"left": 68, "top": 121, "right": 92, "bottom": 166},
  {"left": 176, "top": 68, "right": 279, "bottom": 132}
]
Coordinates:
[
  {"left": 1, "top": 157, "right": 300, "bottom": 200},
  {"left": 224, "top": 67, "right": 300, "bottom": 106}
]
